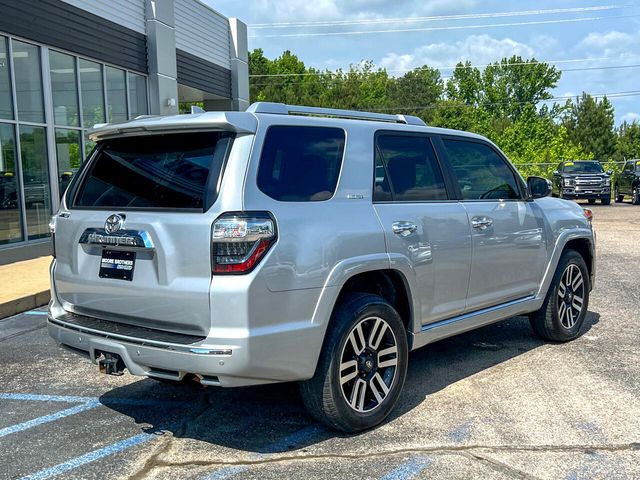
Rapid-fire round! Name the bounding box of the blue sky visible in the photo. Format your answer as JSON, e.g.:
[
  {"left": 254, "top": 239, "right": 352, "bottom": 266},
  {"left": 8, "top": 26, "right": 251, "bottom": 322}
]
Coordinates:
[{"left": 206, "top": 0, "right": 640, "bottom": 124}]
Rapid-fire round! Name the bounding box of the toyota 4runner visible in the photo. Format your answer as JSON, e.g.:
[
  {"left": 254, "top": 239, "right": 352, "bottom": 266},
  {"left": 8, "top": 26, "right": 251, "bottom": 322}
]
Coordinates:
[{"left": 48, "top": 103, "right": 596, "bottom": 432}]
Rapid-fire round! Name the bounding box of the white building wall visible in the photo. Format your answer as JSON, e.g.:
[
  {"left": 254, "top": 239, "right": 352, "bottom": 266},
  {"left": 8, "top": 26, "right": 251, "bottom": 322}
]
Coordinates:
[
  {"left": 59, "top": 0, "right": 146, "bottom": 34},
  {"left": 174, "top": 0, "right": 231, "bottom": 69}
]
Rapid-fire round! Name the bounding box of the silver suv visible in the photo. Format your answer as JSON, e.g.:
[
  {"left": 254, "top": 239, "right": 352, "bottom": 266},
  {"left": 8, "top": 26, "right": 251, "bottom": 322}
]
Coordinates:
[{"left": 48, "top": 102, "right": 596, "bottom": 432}]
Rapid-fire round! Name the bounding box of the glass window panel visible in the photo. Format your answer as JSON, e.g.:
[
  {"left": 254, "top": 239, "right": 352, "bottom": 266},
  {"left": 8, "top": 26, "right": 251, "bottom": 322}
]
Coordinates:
[
  {"left": 75, "top": 132, "right": 231, "bottom": 210},
  {"left": 443, "top": 139, "right": 520, "bottom": 200},
  {"left": 257, "top": 126, "right": 345, "bottom": 202},
  {"left": 55, "top": 129, "right": 81, "bottom": 199},
  {"left": 375, "top": 134, "right": 447, "bottom": 202},
  {"left": 12, "top": 40, "right": 44, "bottom": 123},
  {"left": 0, "top": 36, "right": 13, "bottom": 120},
  {"left": 79, "top": 59, "right": 105, "bottom": 128},
  {"left": 84, "top": 133, "right": 96, "bottom": 160},
  {"left": 50, "top": 51, "right": 79, "bottom": 127},
  {"left": 128, "top": 72, "right": 148, "bottom": 119},
  {"left": 0, "top": 124, "right": 23, "bottom": 244},
  {"left": 19, "top": 126, "right": 51, "bottom": 239},
  {"left": 106, "top": 66, "right": 127, "bottom": 123}
]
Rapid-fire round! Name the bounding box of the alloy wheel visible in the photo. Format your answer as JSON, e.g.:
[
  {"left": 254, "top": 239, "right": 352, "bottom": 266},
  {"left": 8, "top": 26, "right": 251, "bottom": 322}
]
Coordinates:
[
  {"left": 339, "top": 316, "right": 398, "bottom": 413},
  {"left": 557, "top": 264, "right": 585, "bottom": 329}
]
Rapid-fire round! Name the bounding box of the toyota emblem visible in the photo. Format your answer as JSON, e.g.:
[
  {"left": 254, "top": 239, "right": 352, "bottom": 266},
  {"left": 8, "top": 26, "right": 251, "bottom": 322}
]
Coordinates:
[{"left": 105, "top": 214, "right": 125, "bottom": 234}]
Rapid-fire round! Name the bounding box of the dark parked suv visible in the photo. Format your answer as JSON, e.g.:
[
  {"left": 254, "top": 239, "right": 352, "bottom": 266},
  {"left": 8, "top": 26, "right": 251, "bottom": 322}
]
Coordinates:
[
  {"left": 614, "top": 159, "right": 640, "bottom": 204},
  {"left": 552, "top": 160, "right": 612, "bottom": 204}
]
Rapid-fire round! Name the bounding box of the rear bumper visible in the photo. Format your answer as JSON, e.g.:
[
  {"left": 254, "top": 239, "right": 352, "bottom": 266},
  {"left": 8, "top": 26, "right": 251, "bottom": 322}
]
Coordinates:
[
  {"left": 47, "top": 310, "right": 323, "bottom": 388},
  {"left": 48, "top": 261, "right": 326, "bottom": 387}
]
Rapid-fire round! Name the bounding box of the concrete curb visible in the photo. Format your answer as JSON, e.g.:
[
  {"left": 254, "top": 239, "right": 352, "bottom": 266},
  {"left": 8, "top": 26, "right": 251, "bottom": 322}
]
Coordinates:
[{"left": 0, "top": 290, "right": 51, "bottom": 319}]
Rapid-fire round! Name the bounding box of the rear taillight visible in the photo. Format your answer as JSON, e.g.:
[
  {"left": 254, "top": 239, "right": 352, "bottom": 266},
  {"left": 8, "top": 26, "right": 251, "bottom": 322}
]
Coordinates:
[
  {"left": 583, "top": 208, "right": 593, "bottom": 226},
  {"left": 211, "top": 212, "right": 276, "bottom": 274}
]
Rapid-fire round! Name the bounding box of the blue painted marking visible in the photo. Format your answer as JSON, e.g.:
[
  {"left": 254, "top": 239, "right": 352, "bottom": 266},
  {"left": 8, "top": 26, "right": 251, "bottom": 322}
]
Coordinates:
[
  {"left": 202, "top": 466, "right": 250, "bottom": 480},
  {"left": 0, "top": 400, "right": 100, "bottom": 438},
  {"left": 0, "top": 392, "right": 189, "bottom": 408},
  {"left": 25, "top": 311, "right": 48, "bottom": 316},
  {"left": 260, "top": 425, "right": 324, "bottom": 454},
  {"left": 449, "top": 423, "right": 472, "bottom": 443},
  {"left": 20, "top": 433, "right": 154, "bottom": 480},
  {"left": 379, "top": 456, "right": 433, "bottom": 480},
  {"left": 0, "top": 393, "right": 94, "bottom": 403}
]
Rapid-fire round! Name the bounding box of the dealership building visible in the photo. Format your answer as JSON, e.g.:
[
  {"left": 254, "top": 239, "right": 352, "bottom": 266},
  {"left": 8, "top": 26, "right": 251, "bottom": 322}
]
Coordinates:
[{"left": 0, "top": 0, "right": 248, "bottom": 262}]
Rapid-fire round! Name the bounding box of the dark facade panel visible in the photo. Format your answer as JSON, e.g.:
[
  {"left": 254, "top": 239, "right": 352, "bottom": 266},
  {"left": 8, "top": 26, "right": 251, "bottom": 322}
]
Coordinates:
[
  {"left": 0, "top": 0, "right": 147, "bottom": 73},
  {"left": 176, "top": 49, "right": 231, "bottom": 99}
]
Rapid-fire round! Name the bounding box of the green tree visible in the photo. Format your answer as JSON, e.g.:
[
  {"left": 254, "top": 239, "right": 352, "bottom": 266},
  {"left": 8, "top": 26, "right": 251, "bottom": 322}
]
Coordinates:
[
  {"left": 615, "top": 121, "right": 640, "bottom": 160},
  {"left": 445, "top": 61, "right": 483, "bottom": 107},
  {"left": 496, "top": 104, "right": 589, "bottom": 178},
  {"left": 564, "top": 93, "right": 617, "bottom": 160},
  {"left": 480, "top": 56, "right": 561, "bottom": 121},
  {"left": 389, "top": 66, "right": 443, "bottom": 122}
]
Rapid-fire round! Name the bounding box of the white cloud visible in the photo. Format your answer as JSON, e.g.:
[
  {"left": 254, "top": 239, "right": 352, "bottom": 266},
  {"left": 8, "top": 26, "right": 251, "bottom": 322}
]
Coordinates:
[
  {"left": 379, "top": 34, "right": 536, "bottom": 73},
  {"left": 621, "top": 112, "right": 640, "bottom": 123},
  {"left": 579, "top": 31, "right": 634, "bottom": 52},
  {"left": 217, "top": 0, "right": 479, "bottom": 24},
  {"left": 575, "top": 30, "right": 640, "bottom": 65}
]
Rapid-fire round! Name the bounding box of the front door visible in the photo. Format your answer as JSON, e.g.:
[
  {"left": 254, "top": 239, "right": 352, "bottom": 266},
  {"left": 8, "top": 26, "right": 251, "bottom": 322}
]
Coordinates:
[
  {"left": 372, "top": 132, "right": 472, "bottom": 325},
  {"left": 440, "top": 137, "right": 547, "bottom": 312},
  {"left": 620, "top": 161, "right": 635, "bottom": 194}
]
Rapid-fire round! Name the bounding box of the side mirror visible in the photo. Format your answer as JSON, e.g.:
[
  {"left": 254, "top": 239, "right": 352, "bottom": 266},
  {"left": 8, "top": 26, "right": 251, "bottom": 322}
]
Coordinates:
[
  {"left": 552, "top": 170, "right": 560, "bottom": 176},
  {"left": 606, "top": 170, "right": 613, "bottom": 176},
  {"left": 527, "top": 176, "right": 552, "bottom": 199}
]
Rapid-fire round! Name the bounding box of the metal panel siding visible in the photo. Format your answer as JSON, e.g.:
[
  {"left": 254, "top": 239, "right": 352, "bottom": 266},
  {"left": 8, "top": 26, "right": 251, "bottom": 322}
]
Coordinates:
[
  {"left": 176, "top": 49, "right": 231, "bottom": 98},
  {"left": 175, "top": 0, "right": 231, "bottom": 70},
  {"left": 59, "top": 0, "right": 146, "bottom": 34},
  {"left": 0, "top": 0, "right": 147, "bottom": 73}
]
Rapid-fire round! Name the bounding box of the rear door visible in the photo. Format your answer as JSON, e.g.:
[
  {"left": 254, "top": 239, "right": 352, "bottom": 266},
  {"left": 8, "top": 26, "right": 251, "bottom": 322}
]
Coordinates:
[
  {"left": 440, "top": 136, "right": 547, "bottom": 312},
  {"left": 53, "top": 131, "right": 236, "bottom": 336},
  {"left": 372, "top": 131, "right": 472, "bottom": 325}
]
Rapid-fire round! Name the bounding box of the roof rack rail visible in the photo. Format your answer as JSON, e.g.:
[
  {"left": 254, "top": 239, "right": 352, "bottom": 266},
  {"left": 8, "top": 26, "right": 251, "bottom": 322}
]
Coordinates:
[{"left": 246, "top": 102, "right": 426, "bottom": 126}]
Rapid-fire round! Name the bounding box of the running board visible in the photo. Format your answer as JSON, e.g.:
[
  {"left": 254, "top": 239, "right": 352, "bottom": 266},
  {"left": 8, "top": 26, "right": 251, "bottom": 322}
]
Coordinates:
[{"left": 409, "top": 295, "right": 540, "bottom": 350}]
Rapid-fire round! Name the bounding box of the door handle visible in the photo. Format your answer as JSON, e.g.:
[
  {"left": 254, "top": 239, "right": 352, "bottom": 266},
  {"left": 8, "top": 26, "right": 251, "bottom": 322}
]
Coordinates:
[
  {"left": 392, "top": 221, "right": 417, "bottom": 237},
  {"left": 471, "top": 216, "right": 493, "bottom": 230}
]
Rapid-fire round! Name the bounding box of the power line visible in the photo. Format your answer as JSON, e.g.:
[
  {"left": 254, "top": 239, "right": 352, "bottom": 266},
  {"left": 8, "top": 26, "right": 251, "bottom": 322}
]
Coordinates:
[
  {"left": 248, "top": 63, "right": 640, "bottom": 87},
  {"left": 249, "top": 56, "right": 620, "bottom": 78},
  {"left": 250, "top": 5, "right": 628, "bottom": 28},
  {"left": 368, "top": 90, "right": 640, "bottom": 112},
  {"left": 248, "top": 13, "right": 639, "bottom": 38}
]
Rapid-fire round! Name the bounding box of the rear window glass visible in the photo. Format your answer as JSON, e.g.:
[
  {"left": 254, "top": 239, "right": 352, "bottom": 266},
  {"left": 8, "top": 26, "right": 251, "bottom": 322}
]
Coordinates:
[
  {"left": 73, "top": 132, "right": 232, "bottom": 210},
  {"left": 257, "top": 126, "right": 345, "bottom": 202}
]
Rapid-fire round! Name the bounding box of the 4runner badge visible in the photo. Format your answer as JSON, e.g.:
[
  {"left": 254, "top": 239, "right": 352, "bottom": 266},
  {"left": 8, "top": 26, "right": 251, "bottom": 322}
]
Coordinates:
[{"left": 105, "top": 214, "right": 125, "bottom": 234}]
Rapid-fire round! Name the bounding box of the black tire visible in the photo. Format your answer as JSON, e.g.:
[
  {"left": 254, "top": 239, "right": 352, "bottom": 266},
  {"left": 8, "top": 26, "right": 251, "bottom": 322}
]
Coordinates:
[
  {"left": 600, "top": 196, "right": 611, "bottom": 205},
  {"left": 300, "top": 293, "right": 408, "bottom": 433},
  {"left": 633, "top": 187, "right": 640, "bottom": 205},
  {"left": 588, "top": 198, "right": 596, "bottom": 205},
  {"left": 529, "top": 250, "right": 590, "bottom": 342},
  {"left": 614, "top": 185, "right": 624, "bottom": 203}
]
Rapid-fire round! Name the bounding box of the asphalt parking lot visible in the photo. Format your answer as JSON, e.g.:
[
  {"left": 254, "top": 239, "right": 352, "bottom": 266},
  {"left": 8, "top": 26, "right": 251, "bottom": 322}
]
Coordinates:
[{"left": 1, "top": 202, "right": 639, "bottom": 480}]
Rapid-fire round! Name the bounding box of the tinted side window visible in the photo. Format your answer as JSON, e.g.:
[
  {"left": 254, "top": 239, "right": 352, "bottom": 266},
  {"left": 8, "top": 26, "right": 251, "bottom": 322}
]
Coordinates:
[
  {"left": 443, "top": 139, "right": 520, "bottom": 200},
  {"left": 375, "top": 134, "right": 447, "bottom": 202},
  {"left": 257, "top": 126, "right": 345, "bottom": 202},
  {"left": 624, "top": 162, "right": 634, "bottom": 173}
]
